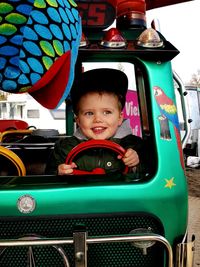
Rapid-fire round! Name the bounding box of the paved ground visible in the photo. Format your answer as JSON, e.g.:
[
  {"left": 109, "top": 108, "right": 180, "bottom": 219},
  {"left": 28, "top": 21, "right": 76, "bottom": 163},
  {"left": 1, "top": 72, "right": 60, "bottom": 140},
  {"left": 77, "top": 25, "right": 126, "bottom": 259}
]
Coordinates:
[{"left": 186, "top": 168, "right": 200, "bottom": 267}]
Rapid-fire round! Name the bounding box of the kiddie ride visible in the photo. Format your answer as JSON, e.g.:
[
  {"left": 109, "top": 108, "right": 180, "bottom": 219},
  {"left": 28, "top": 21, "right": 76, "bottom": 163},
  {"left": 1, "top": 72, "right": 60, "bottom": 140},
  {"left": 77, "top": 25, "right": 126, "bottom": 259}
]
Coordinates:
[{"left": 0, "top": 0, "right": 195, "bottom": 266}]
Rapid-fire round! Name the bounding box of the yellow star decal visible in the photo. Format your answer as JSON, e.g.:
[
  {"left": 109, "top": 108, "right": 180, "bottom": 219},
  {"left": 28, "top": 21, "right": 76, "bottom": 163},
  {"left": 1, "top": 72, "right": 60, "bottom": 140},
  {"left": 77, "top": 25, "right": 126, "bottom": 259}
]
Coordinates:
[{"left": 165, "top": 177, "right": 176, "bottom": 189}]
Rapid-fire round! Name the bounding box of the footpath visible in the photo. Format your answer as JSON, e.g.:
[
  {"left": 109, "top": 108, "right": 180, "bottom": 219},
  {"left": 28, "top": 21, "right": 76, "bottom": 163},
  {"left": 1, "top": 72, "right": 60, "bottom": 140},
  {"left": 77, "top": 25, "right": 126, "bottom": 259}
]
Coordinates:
[{"left": 187, "top": 168, "right": 200, "bottom": 267}]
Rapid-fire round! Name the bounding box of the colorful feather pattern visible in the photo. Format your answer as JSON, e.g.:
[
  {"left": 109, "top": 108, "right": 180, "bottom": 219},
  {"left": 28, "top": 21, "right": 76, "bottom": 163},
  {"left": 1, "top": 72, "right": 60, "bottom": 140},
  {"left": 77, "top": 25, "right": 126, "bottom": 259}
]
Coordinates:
[
  {"left": 154, "top": 86, "right": 184, "bottom": 169},
  {"left": 0, "top": 0, "right": 82, "bottom": 108},
  {"left": 154, "top": 86, "right": 180, "bottom": 131}
]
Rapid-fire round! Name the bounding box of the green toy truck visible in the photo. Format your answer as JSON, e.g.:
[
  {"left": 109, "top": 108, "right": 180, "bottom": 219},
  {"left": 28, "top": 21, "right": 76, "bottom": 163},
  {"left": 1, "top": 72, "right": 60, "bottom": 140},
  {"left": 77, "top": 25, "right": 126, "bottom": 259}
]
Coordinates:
[{"left": 0, "top": 0, "right": 195, "bottom": 266}]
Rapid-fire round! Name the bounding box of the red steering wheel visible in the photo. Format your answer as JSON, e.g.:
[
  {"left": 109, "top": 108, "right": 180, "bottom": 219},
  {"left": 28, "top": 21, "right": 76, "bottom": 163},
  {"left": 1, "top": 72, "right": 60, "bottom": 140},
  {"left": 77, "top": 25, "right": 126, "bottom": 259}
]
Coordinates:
[{"left": 65, "top": 139, "right": 129, "bottom": 175}]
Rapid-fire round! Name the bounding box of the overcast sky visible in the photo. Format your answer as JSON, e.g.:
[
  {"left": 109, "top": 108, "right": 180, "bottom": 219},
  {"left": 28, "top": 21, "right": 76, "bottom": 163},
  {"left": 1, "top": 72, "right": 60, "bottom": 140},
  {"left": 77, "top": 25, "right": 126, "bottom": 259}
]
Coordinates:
[{"left": 147, "top": 0, "right": 200, "bottom": 84}]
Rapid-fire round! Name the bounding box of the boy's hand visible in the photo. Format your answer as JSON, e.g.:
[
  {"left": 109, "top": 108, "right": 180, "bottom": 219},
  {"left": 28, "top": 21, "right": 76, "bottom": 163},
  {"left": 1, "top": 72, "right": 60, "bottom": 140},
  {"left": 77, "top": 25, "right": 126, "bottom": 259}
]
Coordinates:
[
  {"left": 118, "top": 148, "right": 139, "bottom": 167},
  {"left": 58, "top": 162, "right": 77, "bottom": 175}
]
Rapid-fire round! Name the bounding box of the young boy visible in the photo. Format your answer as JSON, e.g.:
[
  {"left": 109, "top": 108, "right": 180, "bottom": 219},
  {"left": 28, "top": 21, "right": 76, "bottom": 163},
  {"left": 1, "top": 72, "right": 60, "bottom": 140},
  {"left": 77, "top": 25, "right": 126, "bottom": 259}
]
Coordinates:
[{"left": 45, "top": 68, "right": 145, "bottom": 175}]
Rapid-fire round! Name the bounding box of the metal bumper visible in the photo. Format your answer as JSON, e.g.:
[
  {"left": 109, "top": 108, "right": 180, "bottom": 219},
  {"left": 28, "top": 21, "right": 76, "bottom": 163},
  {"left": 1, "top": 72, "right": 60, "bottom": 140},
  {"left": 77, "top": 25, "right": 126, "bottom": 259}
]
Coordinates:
[
  {"left": 0, "top": 232, "right": 195, "bottom": 267},
  {"left": 176, "top": 235, "right": 195, "bottom": 267},
  {"left": 0, "top": 232, "right": 172, "bottom": 267}
]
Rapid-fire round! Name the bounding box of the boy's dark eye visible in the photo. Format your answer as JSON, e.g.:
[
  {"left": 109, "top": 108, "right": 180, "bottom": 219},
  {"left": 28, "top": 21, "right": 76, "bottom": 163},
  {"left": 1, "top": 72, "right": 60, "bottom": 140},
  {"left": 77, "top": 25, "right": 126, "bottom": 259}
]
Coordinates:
[
  {"left": 85, "top": 111, "right": 93, "bottom": 116},
  {"left": 104, "top": 110, "right": 112, "bottom": 115}
]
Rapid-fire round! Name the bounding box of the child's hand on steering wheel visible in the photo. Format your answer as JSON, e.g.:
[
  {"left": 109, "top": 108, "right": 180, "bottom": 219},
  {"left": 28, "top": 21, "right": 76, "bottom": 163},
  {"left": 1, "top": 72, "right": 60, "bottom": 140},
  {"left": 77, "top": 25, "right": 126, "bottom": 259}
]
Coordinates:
[
  {"left": 118, "top": 148, "right": 139, "bottom": 168},
  {"left": 58, "top": 162, "right": 77, "bottom": 175},
  {"left": 58, "top": 140, "right": 134, "bottom": 175}
]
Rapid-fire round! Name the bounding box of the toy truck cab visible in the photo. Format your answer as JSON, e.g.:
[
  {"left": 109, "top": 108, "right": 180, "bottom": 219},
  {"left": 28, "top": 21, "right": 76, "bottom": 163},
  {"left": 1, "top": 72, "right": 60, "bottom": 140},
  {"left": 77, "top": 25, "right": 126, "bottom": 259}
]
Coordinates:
[{"left": 0, "top": 0, "right": 195, "bottom": 266}]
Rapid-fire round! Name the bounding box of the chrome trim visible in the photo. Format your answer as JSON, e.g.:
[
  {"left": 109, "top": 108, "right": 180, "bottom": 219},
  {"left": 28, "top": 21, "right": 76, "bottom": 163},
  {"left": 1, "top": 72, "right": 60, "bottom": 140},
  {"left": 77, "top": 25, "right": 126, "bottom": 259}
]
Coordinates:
[
  {"left": 0, "top": 233, "right": 173, "bottom": 267},
  {"left": 176, "top": 235, "right": 195, "bottom": 267},
  {"left": 0, "top": 235, "right": 70, "bottom": 267},
  {"left": 173, "top": 71, "right": 191, "bottom": 149},
  {"left": 74, "top": 231, "right": 87, "bottom": 267}
]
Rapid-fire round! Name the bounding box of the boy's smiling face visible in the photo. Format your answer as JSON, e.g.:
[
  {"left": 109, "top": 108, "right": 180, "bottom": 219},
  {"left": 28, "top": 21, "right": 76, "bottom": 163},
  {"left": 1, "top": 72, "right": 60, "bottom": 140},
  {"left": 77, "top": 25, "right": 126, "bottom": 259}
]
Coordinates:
[{"left": 76, "top": 92, "right": 124, "bottom": 140}]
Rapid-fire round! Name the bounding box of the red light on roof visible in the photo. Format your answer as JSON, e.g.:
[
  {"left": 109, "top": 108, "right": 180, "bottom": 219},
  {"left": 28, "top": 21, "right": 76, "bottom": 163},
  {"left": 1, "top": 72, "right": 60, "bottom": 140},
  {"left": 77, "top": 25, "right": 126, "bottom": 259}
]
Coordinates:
[
  {"left": 116, "top": 0, "right": 146, "bottom": 28},
  {"left": 117, "top": 0, "right": 146, "bottom": 17},
  {"left": 100, "top": 28, "right": 127, "bottom": 48}
]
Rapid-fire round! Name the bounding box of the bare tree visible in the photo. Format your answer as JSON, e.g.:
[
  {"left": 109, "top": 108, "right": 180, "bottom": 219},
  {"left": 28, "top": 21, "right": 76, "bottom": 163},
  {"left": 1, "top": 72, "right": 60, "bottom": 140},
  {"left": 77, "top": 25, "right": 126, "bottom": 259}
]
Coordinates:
[{"left": 189, "top": 69, "right": 200, "bottom": 87}]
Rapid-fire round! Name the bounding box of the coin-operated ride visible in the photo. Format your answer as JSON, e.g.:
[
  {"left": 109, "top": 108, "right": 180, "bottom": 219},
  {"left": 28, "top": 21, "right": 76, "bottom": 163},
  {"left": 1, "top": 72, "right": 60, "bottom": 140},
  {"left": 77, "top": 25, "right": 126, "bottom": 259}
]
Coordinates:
[{"left": 0, "top": 0, "right": 195, "bottom": 266}]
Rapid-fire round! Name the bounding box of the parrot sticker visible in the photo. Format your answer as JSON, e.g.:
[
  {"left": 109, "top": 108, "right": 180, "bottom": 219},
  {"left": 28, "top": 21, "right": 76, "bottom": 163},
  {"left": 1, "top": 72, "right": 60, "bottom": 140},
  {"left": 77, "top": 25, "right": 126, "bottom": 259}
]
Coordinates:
[
  {"left": 0, "top": 0, "right": 82, "bottom": 109},
  {"left": 154, "top": 86, "right": 184, "bottom": 169}
]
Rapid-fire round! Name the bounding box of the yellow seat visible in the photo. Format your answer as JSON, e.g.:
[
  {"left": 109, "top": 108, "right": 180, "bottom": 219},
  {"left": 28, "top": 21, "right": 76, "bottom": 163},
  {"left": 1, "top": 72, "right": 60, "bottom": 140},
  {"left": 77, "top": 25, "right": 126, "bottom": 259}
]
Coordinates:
[
  {"left": 0, "top": 129, "right": 33, "bottom": 142},
  {"left": 0, "top": 146, "right": 26, "bottom": 176}
]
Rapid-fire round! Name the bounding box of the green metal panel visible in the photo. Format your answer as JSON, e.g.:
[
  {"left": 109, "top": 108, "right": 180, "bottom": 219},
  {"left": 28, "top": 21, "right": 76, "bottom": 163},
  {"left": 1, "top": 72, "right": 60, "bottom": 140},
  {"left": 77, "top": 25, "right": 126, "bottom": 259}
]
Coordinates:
[{"left": 0, "top": 49, "right": 188, "bottom": 267}]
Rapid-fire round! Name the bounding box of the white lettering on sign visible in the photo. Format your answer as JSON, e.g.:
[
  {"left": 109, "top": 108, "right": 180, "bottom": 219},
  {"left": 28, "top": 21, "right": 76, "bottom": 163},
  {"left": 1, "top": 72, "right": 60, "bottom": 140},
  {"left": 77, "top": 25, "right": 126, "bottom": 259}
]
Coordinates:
[{"left": 125, "top": 102, "right": 140, "bottom": 116}]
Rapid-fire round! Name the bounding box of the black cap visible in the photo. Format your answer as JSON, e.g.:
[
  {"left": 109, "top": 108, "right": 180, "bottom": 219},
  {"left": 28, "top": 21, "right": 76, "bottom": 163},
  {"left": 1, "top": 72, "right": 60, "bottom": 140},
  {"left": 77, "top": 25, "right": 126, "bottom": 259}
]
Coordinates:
[{"left": 71, "top": 68, "right": 128, "bottom": 113}]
